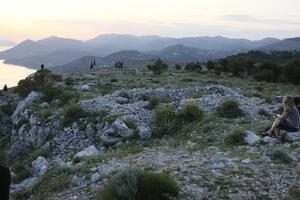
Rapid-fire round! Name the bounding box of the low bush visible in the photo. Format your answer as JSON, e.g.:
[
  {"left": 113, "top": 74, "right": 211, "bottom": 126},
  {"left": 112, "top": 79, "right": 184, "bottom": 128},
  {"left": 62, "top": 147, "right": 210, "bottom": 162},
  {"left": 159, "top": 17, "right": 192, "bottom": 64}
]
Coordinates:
[
  {"left": 216, "top": 99, "right": 244, "bottom": 118},
  {"left": 1, "top": 103, "right": 14, "bottom": 116},
  {"left": 11, "top": 165, "right": 32, "bottom": 184},
  {"left": 145, "top": 97, "right": 172, "bottom": 110},
  {"left": 268, "top": 150, "right": 293, "bottom": 164},
  {"left": 177, "top": 103, "right": 204, "bottom": 123},
  {"left": 62, "top": 104, "right": 86, "bottom": 127},
  {"left": 258, "top": 108, "right": 271, "bottom": 117},
  {"left": 188, "top": 92, "right": 203, "bottom": 98},
  {"left": 64, "top": 77, "right": 75, "bottom": 85},
  {"left": 224, "top": 131, "right": 246, "bottom": 146},
  {"left": 31, "top": 167, "right": 73, "bottom": 200},
  {"left": 96, "top": 168, "right": 143, "bottom": 200},
  {"left": 137, "top": 172, "right": 179, "bottom": 200},
  {"left": 152, "top": 105, "right": 177, "bottom": 137},
  {"left": 42, "top": 84, "right": 62, "bottom": 103},
  {"left": 96, "top": 169, "right": 179, "bottom": 200}
]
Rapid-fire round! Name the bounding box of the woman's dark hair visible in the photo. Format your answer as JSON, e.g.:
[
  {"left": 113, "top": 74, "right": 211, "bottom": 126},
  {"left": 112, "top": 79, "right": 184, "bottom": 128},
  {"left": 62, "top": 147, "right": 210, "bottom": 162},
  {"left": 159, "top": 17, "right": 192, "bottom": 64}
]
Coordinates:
[{"left": 294, "top": 97, "right": 300, "bottom": 106}]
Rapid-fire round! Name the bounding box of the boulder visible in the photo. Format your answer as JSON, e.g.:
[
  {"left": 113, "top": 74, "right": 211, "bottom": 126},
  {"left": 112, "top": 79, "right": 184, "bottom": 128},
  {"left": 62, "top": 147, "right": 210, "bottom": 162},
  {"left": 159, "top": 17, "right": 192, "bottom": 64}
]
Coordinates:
[
  {"left": 11, "top": 91, "right": 43, "bottom": 122},
  {"left": 11, "top": 177, "right": 39, "bottom": 193},
  {"left": 74, "top": 145, "right": 103, "bottom": 158},
  {"left": 115, "top": 97, "right": 129, "bottom": 104},
  {"left": 81, "top": 84, "right": 90, "bottom": 90},
  {"left": 244, "top": 131, "right": 261, "bottom": 145},
  {"left": 263, "top": 136, "right": 278, "bottom": 143},
  {"left": 99, "top": 135, "right": 121, "bottom": 146},
  {"left": 137, "top": 125, "right": 151, "bottom": 139},
  {"left": 112, "top": 119, "right": 133, "bottom": 138},
  {"left": 32, "top": 156, "right": 49, "bottom": 177},
  {"left": 91, "top": 172, "right": 101, "bottom": 183},
  {"left": 286, "top": 130, "right": 300, "bottom": 142}
]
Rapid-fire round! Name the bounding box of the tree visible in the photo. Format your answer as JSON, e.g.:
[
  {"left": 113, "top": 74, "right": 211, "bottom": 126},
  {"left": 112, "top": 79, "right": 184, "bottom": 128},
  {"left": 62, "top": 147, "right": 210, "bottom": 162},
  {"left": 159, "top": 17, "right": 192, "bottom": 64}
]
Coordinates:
[
  {"left": 283, "top": 59, "right": 300, "bottom": 84},
  {"left": 206, "top": 61, "right": 215, "bottom": 70},
  {"left": 185, "top": 62, "right": 202, "bottom": 72},
  {"left": 147, "top": 59, "right": 168, "bottom": 75}
]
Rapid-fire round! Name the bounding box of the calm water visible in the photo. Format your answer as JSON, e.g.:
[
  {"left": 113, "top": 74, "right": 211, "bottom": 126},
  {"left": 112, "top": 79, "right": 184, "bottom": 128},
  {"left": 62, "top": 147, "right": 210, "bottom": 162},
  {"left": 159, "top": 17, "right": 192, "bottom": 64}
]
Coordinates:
[{"left": 0, "top": 46, "right": 36, "bottom": 88}]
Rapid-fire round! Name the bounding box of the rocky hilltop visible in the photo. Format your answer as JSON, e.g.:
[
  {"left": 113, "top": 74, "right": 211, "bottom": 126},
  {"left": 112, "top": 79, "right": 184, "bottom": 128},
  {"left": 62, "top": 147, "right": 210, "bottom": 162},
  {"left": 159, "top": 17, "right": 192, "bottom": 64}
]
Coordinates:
[{"left": 0, "top": 66, "right": 300, "bottom": 200}]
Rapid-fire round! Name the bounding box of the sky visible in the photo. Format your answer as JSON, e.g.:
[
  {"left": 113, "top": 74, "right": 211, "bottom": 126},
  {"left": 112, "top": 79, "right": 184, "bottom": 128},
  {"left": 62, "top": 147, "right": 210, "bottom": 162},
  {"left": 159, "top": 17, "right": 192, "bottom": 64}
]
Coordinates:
[{"left": 0, "top": 0, "right": 300, "bottom": 42}]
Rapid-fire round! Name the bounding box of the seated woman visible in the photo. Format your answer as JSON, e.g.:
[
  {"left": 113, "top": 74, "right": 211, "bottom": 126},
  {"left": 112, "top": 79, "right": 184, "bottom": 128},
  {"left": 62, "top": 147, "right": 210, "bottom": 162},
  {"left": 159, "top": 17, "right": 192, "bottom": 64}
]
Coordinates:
[{"left": 266, "top": 96, "right": 300, "bottom": 136}]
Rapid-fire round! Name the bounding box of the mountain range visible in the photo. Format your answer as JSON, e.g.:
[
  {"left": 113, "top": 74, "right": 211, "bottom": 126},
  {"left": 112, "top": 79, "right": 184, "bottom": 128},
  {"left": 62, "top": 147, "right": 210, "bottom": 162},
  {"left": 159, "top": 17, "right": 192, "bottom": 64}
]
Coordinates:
[{"left": 0, "top": 34, "right": 299, "bottom": 72}]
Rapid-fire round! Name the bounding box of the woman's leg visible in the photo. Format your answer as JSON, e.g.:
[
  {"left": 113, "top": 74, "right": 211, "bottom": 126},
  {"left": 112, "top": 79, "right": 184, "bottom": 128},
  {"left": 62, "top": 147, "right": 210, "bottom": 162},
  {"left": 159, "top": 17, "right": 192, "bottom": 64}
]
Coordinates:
[{"left": 266, "top": 118, "right": 280, "bottom": 134}]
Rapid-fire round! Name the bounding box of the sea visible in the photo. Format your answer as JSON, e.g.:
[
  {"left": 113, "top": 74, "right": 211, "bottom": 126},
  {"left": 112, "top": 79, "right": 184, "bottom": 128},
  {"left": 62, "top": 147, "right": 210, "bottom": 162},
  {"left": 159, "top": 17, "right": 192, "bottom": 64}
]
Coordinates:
[{"left": 0, "top": 46, "right": 36, "bottom": 88}]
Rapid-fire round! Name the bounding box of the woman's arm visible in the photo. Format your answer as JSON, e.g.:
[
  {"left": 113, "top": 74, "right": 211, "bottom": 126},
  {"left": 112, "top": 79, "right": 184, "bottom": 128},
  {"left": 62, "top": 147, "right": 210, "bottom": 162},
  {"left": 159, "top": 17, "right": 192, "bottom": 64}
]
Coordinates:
[{"left": 278, "top": 111, "right": 288, "bottom": 121}]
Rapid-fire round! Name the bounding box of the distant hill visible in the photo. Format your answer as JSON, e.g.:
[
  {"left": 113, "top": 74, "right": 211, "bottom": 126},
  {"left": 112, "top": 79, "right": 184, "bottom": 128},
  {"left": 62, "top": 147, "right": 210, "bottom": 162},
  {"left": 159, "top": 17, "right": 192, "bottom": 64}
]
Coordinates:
[
  {"left": 0, "top": 37, "right": 94, "bottom": 61},
  {"left": 149, "top": 44, "right": 241, "bottom": 63},
  {"left": 4, "top": 48, "right": 92, "bottom": 69},
  {"left": 51, "top": 50, "right": 158, "bottom": 73},
  {"left": 0, "top": 40, "right": 50, "bottom": 59},
  {"left": 2, "top": 34, "right": 300, "bottom": 73},
  {"left": 259, "top": 38, "right": 300, "bottom": 51},
  {"left": 0, "top": 40, "right": 16, "bottom": 46},
  {"left": 86, "top": 34, "right": 280, "bottom": 55}
]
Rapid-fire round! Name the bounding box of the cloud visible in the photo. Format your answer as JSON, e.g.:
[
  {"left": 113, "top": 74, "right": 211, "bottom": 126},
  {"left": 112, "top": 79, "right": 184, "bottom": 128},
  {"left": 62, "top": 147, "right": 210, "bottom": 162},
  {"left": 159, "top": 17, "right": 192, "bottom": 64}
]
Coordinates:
[{"left": 220, "top": 14, "right": 300, "bottom": 26}]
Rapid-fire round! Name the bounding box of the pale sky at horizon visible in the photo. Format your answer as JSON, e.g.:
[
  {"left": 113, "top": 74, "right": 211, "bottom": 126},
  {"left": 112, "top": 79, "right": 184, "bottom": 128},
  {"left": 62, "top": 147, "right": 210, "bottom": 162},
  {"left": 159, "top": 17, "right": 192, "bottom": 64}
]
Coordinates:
[{"left": 1, "top": 0, "right": 300, "bottom": 43}]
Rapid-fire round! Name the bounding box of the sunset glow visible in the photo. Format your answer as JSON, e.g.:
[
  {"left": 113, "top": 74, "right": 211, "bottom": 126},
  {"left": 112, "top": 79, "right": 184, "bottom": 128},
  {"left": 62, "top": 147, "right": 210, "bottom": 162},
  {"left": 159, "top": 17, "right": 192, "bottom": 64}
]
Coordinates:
[{"left": 1, "top": 0, "right": 300, "bottom": 42}]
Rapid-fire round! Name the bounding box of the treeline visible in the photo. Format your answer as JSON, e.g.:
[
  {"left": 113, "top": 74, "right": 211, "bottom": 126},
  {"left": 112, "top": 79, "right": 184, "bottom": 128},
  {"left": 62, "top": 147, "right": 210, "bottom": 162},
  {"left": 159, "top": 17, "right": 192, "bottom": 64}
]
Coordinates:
[
  {"left": 205, "top": 51, "right": 300, "bottom": 85},
  {"left": 227, "top": 50, "right": 300, "bottom": 63}
]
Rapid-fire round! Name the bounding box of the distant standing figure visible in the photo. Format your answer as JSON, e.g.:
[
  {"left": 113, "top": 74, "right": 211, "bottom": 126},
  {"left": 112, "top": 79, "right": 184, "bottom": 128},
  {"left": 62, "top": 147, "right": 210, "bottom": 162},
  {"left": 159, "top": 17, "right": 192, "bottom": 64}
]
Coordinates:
[
  {"left": 90, "top": 62, "right": 94, "bottom": 70},
  {"left": 0, "top": 165, "right": 11, "bottom": 200},
  {"left": 93, "top": 59, "right": 96, "bottom": 66},
  {"left": 40, "top": 64, "right": 44, "bottom": 70},
  {"left": 3, "top": 84, "right": 8, "bottom": 92},
  {"left": 120, "top": 61, "right": 123, "bottom": 70}
]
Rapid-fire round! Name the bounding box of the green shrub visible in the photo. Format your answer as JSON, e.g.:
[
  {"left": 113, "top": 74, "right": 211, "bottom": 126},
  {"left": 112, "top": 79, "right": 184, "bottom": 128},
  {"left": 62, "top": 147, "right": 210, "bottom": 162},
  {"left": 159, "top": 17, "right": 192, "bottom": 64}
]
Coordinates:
[
  {"left": 62, "top": 104, "right": 86, "bottom": 127},
  {"left": 224, "top": 131, "right": 246, "bottom": 146},
  {"left": 1, "top": 103, "right": 14, "bottom": 116},
  {"left": 11, "top": 165, "right": 32, "bottom": 184},
  {"left": 137, "top": 172, "right": 179, "bottom": 200},
  {"left": 59, "top": 91, "right": 79, "bottom": 105},
  {"left": 145, "top": 97, "right": 172, "bottom": 110},
  {"left": 268, "top": 150, "right": 293, "bottom": 164},
  {"left": 177, "top": 103, "right": 204, "bottom": 123},
  {"left": 16, "top": 78, "right": 38, "bottom": 97},
  {"left": 185, "top": 62, "right": 202, "bottom": 72},
  {"left": 65, "top": 77, "right": 75, "bottom": 85},
  {"left": 96, "top": 168, "right": 143, "bottom": 200},
  {"left": 96, "top": 169, "right": 179, "bottom": 200},
  {"left": 110, "top": 78, "right": 118, "bottom": 82},
  {"left": 152, "top": 106, "right": 177, "bottom": 137},
  {"left": 147, "top": 59, "right": 168, "bottom": 75},
  {"left": 216, "top": 99, "right": 244, "bottom": 118},
  {"left": 31, "top": 167, "right": 73, "bottom": 200},
  {"left": 188, "top": 92, "right": 203, "bottom": 98},
  {"left": 175, "top": 64, "right": 181, "bottom": 70},
  {"left": 258, "top": 108, "right": 270, "bottom": 117},
  {"left": 285, "top": 187, "right": 300, "bottom": 200},
  {"left": 42, "top": 84, "right": 62, "bottom": 103}
]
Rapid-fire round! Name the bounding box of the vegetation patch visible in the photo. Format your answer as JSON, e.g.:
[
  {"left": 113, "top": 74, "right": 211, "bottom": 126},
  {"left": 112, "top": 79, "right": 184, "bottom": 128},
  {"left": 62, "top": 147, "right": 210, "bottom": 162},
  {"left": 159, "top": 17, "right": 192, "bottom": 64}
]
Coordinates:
[
  {"left": 176, "top": 102, "right": 204, "bottom": 123},
  {"left": 31, "top": 167, "right": 73, "bottom": 200},
  {"left": 96, "top": 169, "right": 179, "bottom": 200},
  {"left": 224, "top": 130, "right": 246, "bottom": 146},
  {"left": 216, "top": 99, "right": 244, "bottom": 118},
  {"left": 268, "top": 150, "right": 293, "bottom": 164},
  {"left": 62, "top": 104, "right": 86, "bottom": 127}
]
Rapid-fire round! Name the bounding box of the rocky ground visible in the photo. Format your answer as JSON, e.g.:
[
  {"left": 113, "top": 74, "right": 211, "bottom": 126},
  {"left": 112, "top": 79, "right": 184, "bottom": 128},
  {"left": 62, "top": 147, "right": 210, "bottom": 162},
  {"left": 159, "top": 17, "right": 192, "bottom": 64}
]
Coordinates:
[{"left": 1, "top": 67, "right": 300, "bottom": 200}]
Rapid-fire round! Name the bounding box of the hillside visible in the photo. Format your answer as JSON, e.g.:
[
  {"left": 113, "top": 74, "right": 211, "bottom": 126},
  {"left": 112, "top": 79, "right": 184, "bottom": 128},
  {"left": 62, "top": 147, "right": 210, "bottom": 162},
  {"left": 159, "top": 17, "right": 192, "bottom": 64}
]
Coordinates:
[
  {"left": 1, "top": 34, "right": 295, "bottom": 71},
  {"left": 1, "top": 65, "right": 300, "bottom": 200},
  {"left": 259, "top": 37, "right": 300, "bottom": 51}
]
